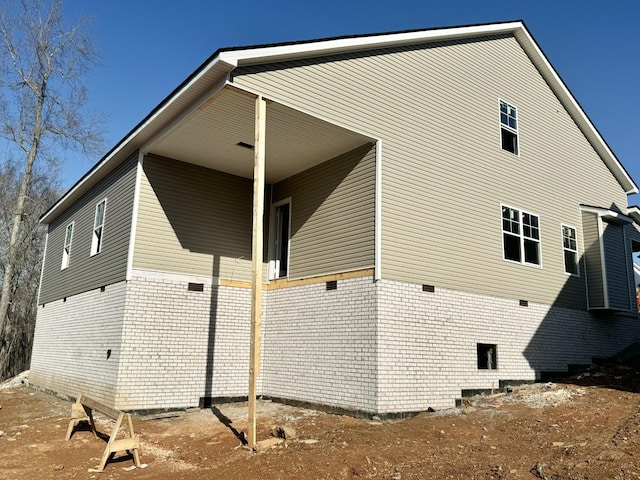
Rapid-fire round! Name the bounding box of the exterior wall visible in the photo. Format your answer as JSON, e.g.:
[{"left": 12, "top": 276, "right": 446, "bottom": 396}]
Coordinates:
[
  {"left": 231, "top": 34, "right": 629, "bottom": 309},
  {"left": 272, "top": 143, "right": 376, "bottom": 279},
  {"left": 132, "top": 154, "right": 254, "bottom": 282},
  {"left": 262, "top": 276, "right": 378, "bottom": 413},
  {"left": 376, "top": 279, "right": 640, "bottom": 412},
  {"left": 603, "top": 222, "right": 631, "bottom": 311},
  {"left": 114, "top": 269, "right": 252, "bottom": 410},
  {"left": 30, "top": 281, "right": 127, "bottom": 406},
  {"left": 39, "top": 153, "right": 137, "bottom": 304},
  {"left": 582, "top": 211, "right": 605, "bottom": 308}
]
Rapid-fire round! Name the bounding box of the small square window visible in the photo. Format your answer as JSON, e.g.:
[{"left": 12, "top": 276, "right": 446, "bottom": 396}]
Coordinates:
[{"left": 477, "top": 343, "right": 497, "bottom": 370}]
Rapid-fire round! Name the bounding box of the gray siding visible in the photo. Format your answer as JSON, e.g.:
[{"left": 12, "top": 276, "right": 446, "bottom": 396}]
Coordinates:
[
  {"left": 39, "top": 153, "right": 137, "bottom": 304},
  {"left": 232, "top": 34, "right": 629, "bottom": 309},
  {"left": 603, "top": 222, "right": 631, "bottom": 311},
  {"left": 133, "top": 154, "right": 254, "bottom": 280},
  {"left": 273, "top": 143, "right": 376, "bottom": 279},
  {"left": 582, "top": 212, "right": 605, "bottom": 309}
]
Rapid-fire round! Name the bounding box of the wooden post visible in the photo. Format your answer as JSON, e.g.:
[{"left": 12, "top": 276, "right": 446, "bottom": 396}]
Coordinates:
[{"left": 248, "top": 95, "right": 266, "bottom": 448}]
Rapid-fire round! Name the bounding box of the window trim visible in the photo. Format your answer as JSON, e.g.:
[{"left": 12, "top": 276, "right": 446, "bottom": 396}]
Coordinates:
[
  {"left": 501, "top": 204, "right": 542, "bottom": 268},
  {"left": 61, "top": 222, "right": 74, "bottom": 270},
  {"left": 90, "top": 198, "right": 107, "bottom": 257},
  {"left": 561, "top": 224, "right": 580, "bottom": 277},
  {"left": 499, "top": 98, "right": 520, "bottom": 156}
]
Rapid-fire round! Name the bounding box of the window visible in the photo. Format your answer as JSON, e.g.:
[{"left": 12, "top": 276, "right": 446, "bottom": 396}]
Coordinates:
[
  {"left": 477, "top": 343, "right": 497, "bottom": 370},
  {"left": 502, "top": 205, "right": 541, "bottom": 266},
  {"left": 499, "top": 100, "right": 519, "bottom": 155},
  {"left": 562, "top": 225, "right": 579, "bottom": 276},
  {"left": 61, "top": 222, "right": 74, "bottom": 269},
  {"left": 91, "top": 199, "right": 106, "bottom": 256}
]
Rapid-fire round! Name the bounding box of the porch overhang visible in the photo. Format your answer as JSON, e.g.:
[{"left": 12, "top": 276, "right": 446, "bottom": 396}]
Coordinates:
[{"left": 142, "top": 83, "right": 375, "bottom": 183}]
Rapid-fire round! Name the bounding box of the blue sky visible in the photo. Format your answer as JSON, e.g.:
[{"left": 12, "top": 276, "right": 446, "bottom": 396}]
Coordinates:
[{"left": 61, "top": 0, "right": 639, "bottom": 203}]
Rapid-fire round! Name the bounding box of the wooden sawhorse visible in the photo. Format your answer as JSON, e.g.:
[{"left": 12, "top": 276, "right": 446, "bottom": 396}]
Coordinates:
[{"left": 66, "top": 394, "right": 141, "bottom": 472}]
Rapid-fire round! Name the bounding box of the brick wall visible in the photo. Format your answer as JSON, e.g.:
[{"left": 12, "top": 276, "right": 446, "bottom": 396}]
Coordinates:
[
  {"left": 115, "top": 270, "right": 252, "bottom": 410},
  {"left": 377, "top": 279, "right": 640, "bottom": 412},
  {"left": 262, "top": 276, "right": 378, "bottom": 413},
  {"left": 30, "top": 272, "right": 640, "bottom": 414},
  {"left": 30, "top": 282, "right": 127, "bottom": 405}
]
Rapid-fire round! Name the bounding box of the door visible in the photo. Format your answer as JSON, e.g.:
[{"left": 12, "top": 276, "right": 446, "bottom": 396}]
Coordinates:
[{"left": 272, "top": 201, "right": 290, "bottom": 278}]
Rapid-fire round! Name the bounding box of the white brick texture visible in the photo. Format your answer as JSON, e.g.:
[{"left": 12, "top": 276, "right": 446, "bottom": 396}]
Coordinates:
[
  {"left": 30, "top": 282, "right": 127, "bottom": 405},
  {"left": 30, "top": 273, "right": 640, "bottom": 415},
  {"left": 377, "top": 279, "right": 640, "bottom": 412}
]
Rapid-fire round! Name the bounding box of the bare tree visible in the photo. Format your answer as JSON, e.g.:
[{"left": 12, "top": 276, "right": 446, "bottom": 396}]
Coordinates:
[
  {"left": 0, "top": 163, "right": 59, "bottom": 379},
  {"left": 0, "top": 0, "right": 102, "bottom": 378}
]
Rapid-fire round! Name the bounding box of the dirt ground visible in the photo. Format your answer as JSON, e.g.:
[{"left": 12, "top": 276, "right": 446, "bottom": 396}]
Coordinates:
[{"left": 2, "top": 361, "right": 640, "bottom": 480}]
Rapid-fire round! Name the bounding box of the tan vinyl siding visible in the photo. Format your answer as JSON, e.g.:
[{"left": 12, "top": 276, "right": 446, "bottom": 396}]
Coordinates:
[
  {"left": 582, "top": 212, "right": 605, "bottom": 309},
  {"left": 272, "top": 143, "right": 375, "bottom": 279},
  {"left": 603, "top": 222, "right": 631, "bottom": 311},
  {"left": 232, "top": 34, "right": 629, "bottom": 309},
  {"left": 39, "top": 153, "right": 138, "bottom": 304},
  {"left": 132, "top": 154, "right": 253, "bottom": 280}
]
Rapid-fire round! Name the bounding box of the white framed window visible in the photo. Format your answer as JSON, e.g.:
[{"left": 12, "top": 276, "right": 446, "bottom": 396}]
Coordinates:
[
  {"left": 501, "top": 205, "right": 541, "bottom": 266},
  {"left": 561, "top": 224, "right": 579, "bottom": 276},
  {"left": 91, "top": 199, "right": 106, "bottom": 256},
  {"left": 61, "top": 222, "right": 74, "bottom": 269},
  {"left": 499, "top": 99, "right": 519, "bottom": 155},
  {"left": 268, "top": 198, "right": 291, "bottom": 279}
]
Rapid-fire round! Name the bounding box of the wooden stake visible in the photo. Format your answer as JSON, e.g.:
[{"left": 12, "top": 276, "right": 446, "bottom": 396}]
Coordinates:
[{"left": 248, "top": 95, "right": 266, "bottom": 448}]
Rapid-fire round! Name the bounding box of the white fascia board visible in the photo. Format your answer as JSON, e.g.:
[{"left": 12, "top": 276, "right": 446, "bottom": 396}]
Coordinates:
[
  {"left": 40, "top": 54, "right": 235, "bottom": 225},
  {"left": 219, "top": 22, "right": 524, "bottom": 67},
  {"left": 514, "top": 28, "right": 638, "bottom": 195},
  {"left": 628, "top": 206, "right": 640, "bottom": 225},
  {"left": 579, "top": 205, "right": 633, "bottom": 224}
]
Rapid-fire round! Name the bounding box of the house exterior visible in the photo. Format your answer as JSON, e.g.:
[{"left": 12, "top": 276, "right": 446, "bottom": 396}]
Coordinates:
[{"left": 30, "top": 21, "right": 640, "bottom": 415}]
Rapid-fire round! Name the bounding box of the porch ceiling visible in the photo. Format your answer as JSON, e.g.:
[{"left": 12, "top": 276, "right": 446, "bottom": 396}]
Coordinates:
[{"left": 149, "top": 86, "right": 374, "bottom": 183}]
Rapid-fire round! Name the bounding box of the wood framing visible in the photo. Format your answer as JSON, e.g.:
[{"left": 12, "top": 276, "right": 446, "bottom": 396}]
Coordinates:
[{"left": 248, "top": 95, "right": 267, "bottom": 448}]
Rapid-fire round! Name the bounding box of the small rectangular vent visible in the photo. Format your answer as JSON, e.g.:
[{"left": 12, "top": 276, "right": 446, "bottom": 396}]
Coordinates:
[
  {"left": 326, "top": 280, "right": 338, "bottom": 291},
  {"left": 236, "top": 141, "right": 255, "bottom": 150},
  {"left": 188, "top": 282, "right": 204, "bottom": 292},
  {"left": 519, "top": 299, "right": 528, "bottom": 307},
  {"left": 100, "top": 286, "right": 106, "bottom": 292},
  {"left": 422, "top": 284, "right": 435, "bottom": 293}
]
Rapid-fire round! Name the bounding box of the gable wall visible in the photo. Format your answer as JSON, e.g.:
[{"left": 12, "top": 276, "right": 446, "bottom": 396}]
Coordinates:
[
  {"left": 39, "top": 153, "right": 138, "bottom": 305},
  {"left": 232, "top": 34, "right": 629, "bottom": 308}
]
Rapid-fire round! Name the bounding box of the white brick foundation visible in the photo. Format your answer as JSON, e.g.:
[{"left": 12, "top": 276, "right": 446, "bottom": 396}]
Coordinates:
[
  {"left": 115, "top": 270, "right": 252, "bottom": 410},
  {"left": 30, "top": 274, "right": 640, "bottom": 415},
  {"left": 263, "top": 276, "right": 378, "bottom": 412},
  {"left": 377, "top": 279, "right": 640, "bottom": 412},
  {"left": 30, "top": 282, "right": 127, "bottom": 406}
]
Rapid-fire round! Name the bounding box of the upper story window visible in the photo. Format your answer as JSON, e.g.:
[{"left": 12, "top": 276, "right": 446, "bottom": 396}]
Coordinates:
[
  {"left": 499, "top": 100, "right": 519, "bottom": 155},
  {"left": 90, "top": 199, "right": 106, "bottom": 256},
  {"left": 562, "top": 224, "right": 579, "bottom": 276},
  {"left": 61, "top": 222, "right": 74, "bottom": 269},
  {"left": 502, "top": 205, "right": 540, "bottom": 266}
]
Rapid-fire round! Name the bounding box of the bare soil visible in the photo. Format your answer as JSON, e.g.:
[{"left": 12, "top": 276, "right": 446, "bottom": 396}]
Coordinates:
[{"left": 2, "top": 361, "right": 640, "bottom": 480}]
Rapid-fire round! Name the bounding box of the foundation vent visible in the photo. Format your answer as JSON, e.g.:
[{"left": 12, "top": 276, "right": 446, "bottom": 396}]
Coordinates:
[
  {"left": 422, "top": 284, "right": 435, "bottom": 293},
  {"left": 188, "top": 282, "right": 204, "bottom": 292},
  {"left": 326, "top": 280, "right": 338, "bottom": 291},
  {"left": 519, "top": 299, "right": 528, "bottom": 307}
]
